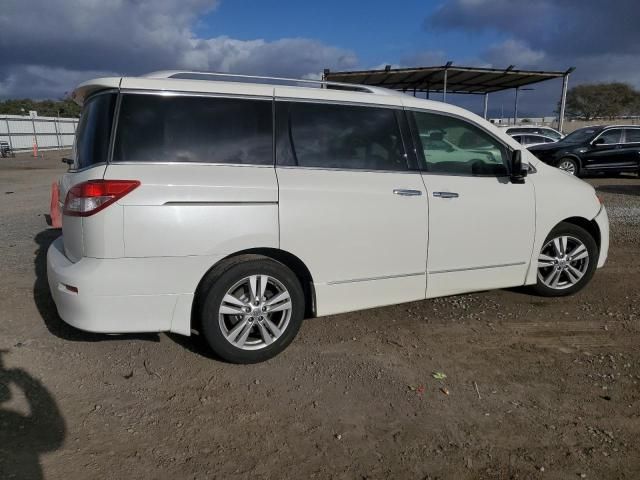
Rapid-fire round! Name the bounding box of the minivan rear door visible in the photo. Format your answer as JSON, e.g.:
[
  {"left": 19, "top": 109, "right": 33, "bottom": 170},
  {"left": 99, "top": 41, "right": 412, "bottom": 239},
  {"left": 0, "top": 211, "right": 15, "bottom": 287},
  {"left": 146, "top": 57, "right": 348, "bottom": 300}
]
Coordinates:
[
  {"left": 103, "top": 86, "right": 279, "bottom": 260},
  {"left": 61, "top": 91, "right": 116, "bottom": 262}
]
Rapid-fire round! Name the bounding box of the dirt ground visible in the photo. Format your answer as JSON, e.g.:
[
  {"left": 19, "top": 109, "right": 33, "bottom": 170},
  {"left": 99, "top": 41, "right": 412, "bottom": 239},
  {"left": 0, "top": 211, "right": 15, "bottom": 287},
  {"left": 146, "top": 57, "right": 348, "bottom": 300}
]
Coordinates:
[{"left": 0, "top": 150, "right": 639, "bottom": 480}]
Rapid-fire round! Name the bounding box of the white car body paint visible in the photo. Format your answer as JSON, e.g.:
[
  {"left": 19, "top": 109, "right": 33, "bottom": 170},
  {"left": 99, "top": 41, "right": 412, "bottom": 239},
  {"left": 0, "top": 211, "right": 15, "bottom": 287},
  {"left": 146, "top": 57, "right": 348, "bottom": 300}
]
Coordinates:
[{"left": 47, "top": 73, "right": 609, "bottom": 338}]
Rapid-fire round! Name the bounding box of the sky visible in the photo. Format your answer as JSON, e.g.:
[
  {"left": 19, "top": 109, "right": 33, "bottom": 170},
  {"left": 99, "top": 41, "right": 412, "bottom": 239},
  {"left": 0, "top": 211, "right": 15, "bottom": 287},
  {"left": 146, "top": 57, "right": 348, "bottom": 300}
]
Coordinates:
[{"left": 1, "top": 0, "right": 639, "bottom": 117}]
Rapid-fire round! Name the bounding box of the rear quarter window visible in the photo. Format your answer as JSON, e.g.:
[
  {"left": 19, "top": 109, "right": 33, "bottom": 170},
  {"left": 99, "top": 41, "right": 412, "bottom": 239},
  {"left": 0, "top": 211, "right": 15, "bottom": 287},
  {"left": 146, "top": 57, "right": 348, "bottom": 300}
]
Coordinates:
[
  {"left": 73, "top": 93, "right": 116, "bottom": 169},
  {"left": 113, "top": 94, "right": 273, "bottom": 165}
]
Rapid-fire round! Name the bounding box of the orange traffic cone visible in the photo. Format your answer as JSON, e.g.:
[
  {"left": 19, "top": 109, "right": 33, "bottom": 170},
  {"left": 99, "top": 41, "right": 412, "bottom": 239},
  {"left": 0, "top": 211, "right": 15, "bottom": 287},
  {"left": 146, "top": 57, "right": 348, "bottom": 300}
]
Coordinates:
[{"left": 50, "top": 182, "right": 62, "bottom": 228}]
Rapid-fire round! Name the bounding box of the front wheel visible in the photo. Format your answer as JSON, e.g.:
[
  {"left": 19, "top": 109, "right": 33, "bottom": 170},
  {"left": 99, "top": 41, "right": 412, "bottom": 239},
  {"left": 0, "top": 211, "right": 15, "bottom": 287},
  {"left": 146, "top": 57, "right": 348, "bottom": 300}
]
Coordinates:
[
  {"left": 531, "top": 222, "right": 598, "bottom": 297},
  {"left": 200, "top": 256, "right": 305, "bottom": 363}
]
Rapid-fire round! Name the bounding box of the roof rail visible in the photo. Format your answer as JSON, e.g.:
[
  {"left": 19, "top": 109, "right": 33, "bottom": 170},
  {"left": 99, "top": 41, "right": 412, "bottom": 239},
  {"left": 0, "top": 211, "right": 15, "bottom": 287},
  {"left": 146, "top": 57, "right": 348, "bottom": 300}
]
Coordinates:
[{"left": 142, "top": 70, "right": 399, "bottom": 96}]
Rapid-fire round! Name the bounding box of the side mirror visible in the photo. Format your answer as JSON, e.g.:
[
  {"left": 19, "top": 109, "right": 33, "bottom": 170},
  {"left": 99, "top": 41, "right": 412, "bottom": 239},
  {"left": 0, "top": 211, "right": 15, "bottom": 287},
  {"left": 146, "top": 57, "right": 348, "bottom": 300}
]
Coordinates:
[
  {"left": 592, "top": 138, "right": 605, "bottom": 146},
  {"left": 510, "top": 150, "right": 527, "bottom": 184}
]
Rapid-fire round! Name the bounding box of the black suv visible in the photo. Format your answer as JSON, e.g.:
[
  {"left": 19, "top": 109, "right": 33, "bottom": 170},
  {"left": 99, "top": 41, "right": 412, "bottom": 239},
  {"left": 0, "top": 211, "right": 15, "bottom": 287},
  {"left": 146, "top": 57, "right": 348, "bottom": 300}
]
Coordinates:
[{"left": 528, "top": 125, "right": 640, "bottom": 176}]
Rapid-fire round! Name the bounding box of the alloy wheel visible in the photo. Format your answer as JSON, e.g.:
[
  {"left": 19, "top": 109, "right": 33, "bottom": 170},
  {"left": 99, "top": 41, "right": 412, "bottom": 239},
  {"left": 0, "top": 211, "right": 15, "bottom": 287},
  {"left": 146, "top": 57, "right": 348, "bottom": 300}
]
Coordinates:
[
  {"left": 558, "top": 160, "right": 577, "bottom": 175},
  {"left": 537, "top": 235, "right": 589, "bottom": 290},
  {"left": 218, "top": 275, "right": 292, "bottom": 350}
]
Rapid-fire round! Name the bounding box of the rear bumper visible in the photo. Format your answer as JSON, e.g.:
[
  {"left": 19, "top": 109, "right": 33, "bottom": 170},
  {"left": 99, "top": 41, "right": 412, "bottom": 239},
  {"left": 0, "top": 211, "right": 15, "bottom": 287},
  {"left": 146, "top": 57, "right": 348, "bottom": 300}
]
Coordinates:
[
  {"left": 46, "top": 237, "right": 205, "bottom": 335},
  {"left": 594, "top": 205, "right": 609, "bottom": 268}
]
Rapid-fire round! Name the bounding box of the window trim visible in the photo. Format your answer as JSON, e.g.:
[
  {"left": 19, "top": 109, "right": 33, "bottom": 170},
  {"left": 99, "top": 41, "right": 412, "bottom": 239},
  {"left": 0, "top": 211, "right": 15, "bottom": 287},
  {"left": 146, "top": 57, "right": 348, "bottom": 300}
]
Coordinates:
[
  {"left": 407, "top": 107, "right": 514, "bottom": 178},
  {"left": 275, "top": 100, "right": 413, "bottom": 173}
]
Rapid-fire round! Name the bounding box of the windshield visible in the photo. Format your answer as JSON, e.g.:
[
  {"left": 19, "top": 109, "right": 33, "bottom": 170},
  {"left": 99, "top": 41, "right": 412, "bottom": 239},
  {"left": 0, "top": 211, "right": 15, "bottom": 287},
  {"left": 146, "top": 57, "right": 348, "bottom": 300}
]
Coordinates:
[{"left": 561, "top": 127, "right": 600, "bottom": 144}]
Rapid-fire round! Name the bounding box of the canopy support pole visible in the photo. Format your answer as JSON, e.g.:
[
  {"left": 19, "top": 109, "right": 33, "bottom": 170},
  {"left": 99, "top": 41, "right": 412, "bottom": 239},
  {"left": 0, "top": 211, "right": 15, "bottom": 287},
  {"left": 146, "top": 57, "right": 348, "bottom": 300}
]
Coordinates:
[
  {"left": 513, "top": 87, "right": 519, "bottom": 125},
  {"left": 558, "top": 68, "right": 574, "bottom": 133},
  {"left": 483, "top": 93, "right": 489, "bottom": 120},
  {"left": 442, "top": 70, "right": 448, "bottom": 102}
]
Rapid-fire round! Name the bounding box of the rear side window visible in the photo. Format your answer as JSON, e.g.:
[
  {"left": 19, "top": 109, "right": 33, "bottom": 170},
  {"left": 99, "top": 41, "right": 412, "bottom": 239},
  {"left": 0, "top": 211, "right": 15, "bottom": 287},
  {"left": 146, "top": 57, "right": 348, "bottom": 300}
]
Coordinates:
[
  {"left": 625, "top": 128, "right": 640, "bottom": 143},
  {"left": 113, "top": 94, "right": 272, "bottom": 165},
  {"left": 73, "top": 93, "right": 116, "bottom": 169},
  {"left": 276, "top": 102, "right": 408, "bottom": 171}
]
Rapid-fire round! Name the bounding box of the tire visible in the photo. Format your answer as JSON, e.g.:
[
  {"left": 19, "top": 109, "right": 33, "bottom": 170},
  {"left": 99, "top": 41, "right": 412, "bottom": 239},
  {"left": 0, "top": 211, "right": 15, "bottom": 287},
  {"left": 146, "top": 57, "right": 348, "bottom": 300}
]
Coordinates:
[
  {"left": 200, "top": 255, "right": 305, "bottom": 363},
  {"left": 557, "top": 157, "right": 580, "bottom": 176},
  {"left": 531, "top": 222, "right": 598, "bottom": 297}
]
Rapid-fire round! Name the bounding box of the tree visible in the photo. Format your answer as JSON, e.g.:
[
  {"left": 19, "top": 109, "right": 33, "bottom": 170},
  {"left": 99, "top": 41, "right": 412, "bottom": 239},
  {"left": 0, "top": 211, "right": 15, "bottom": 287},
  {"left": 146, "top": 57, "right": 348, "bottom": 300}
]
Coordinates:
[
  {"left": 565, "top": 83, "right": 640, "bottom": 120},
  {"left": 0, "top": 97, "right": 81, "bottom": 117}
]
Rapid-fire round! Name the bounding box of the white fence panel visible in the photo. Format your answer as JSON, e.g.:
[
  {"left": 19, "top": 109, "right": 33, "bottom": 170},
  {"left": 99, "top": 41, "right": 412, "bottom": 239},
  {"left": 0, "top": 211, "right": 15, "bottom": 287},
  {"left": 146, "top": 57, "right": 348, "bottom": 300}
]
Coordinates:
[{"left": 0, "top": 114, "right": 79, "bottom": 151}]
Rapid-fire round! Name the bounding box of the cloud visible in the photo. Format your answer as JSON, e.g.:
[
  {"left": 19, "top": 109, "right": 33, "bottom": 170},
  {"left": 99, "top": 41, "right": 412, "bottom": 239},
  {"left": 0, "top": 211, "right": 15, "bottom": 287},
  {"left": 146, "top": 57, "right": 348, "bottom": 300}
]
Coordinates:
[
  {"left": 0, "top": 0, "right": 357, "bottom": 99},
  {"left": 421, "top": 0, "right": 640, "bottom": 115},
  {"left": 426, "top": 0, "right": 640, "bottom": 83}
]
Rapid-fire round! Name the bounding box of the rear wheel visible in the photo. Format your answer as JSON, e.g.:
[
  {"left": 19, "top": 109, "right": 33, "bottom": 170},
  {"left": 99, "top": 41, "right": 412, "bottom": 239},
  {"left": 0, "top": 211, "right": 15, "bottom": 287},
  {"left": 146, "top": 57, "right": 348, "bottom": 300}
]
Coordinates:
[
  {"left": 557, "top": 157, "right": 579, "bottom": 176},
  {"left": 200, "top": 256, "right": 304, "bottom": 363},
  {"left": 532, "top": 222, "right": 598, "bottom": 297}
]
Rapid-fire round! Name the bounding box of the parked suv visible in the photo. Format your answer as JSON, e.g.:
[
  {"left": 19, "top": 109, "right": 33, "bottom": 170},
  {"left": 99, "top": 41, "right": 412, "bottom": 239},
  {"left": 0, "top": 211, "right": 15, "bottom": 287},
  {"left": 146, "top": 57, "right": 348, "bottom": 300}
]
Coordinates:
[
  {"left": 47, "top": 71, "right": 609, "bottom": 363},
  {"left": 529, "top": 125, "right": 640, "bottom": 176}
]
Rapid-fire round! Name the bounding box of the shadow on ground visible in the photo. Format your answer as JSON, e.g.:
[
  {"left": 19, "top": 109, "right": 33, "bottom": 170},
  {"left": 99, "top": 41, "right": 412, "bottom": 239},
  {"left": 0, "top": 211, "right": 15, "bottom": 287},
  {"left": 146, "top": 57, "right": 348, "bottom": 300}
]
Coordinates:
[
  {"left": 33, "top": 229, "right": 159, "bottom": 343},
  {"left": 0, "top": 350, "right": 65, "bottom": 480},
  {"left": 596, "top": 184, "right": 640, "bottom": 197}
]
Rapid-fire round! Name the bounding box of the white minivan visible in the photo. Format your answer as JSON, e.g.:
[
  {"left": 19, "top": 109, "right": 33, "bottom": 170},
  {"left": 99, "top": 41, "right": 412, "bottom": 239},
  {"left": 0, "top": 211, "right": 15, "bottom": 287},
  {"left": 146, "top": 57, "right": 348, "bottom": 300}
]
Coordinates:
[{"left": 47, "top": 71, "right": 609, "bottom": 363}]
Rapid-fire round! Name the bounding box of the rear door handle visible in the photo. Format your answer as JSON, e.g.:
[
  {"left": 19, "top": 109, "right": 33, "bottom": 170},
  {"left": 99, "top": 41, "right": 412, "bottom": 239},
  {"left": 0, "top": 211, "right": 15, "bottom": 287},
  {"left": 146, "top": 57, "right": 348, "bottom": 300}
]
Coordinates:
[
  {"left": 432, "top": 191, "right": 459, "bottom": 199},
  {"left": 393, "top": 189, "right": 423, "bottom": 196}
]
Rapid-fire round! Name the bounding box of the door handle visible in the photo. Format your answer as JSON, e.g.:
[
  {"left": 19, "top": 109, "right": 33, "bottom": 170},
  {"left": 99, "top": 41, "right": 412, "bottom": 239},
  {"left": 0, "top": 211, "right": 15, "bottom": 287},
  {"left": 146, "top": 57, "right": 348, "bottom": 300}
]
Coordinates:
[
  {"left": 432, "top": 191, "right": 459, "bottom": 199},
  {"left": 393, "top": 189, "right": 423, "bottom": 196}
]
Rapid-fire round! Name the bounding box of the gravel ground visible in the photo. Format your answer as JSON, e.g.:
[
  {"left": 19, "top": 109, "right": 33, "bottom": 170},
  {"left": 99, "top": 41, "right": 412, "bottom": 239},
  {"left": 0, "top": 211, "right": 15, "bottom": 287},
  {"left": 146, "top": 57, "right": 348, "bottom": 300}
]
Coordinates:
[{"left": 1, "top": 151, "right": 639, "bottom": 480}]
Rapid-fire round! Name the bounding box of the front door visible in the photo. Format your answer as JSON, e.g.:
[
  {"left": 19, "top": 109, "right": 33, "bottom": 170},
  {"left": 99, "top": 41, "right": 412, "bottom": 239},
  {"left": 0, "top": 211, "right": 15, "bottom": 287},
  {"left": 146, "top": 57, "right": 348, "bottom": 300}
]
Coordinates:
[
  {"left": 409, "top": 110, "right": 536, "bottom": 298},
  {"left": 582, "top": 128, "right": 626, "bottom": 172},
  {"left": 274, "top": 96, "right": 429, "bottom": 316}
]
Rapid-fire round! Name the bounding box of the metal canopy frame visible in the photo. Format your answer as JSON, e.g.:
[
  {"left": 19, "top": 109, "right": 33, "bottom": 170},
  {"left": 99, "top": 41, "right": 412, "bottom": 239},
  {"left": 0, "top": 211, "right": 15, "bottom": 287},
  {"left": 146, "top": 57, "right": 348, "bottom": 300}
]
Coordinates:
[{"left": 324, "top": 64, "right": 575, "bottom": 131}]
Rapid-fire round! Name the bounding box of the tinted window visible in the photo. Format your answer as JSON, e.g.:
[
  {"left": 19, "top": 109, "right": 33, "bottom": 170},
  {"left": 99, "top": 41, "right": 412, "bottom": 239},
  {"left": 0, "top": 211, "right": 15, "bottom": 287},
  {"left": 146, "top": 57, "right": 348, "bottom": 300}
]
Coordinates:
[
  {"left": 113, "top": 95, "right": 272, "bottom": 165},
  {"left": 625, "top": 128, "right": 640, "bottom": 143},
  {"left": 278, "top": 102, "right": 407, "bottom": 171},
  {"left": 562, "top": 127, "right": 599, "bottom": 143},
  {"left": 73, "top": 93, "right": 116, "bottom": 169},
  {"left": 598, "top": 129, "right": 622, "bottom": 144},
  {"left": 527, "top": 135, "right": 551, "bottom": 144},
  {"left": 539, "top": 128, "right": 562, "bottom": 140},
  {"left": 413, "top": 112, "right": 508, "bottom": 176}
]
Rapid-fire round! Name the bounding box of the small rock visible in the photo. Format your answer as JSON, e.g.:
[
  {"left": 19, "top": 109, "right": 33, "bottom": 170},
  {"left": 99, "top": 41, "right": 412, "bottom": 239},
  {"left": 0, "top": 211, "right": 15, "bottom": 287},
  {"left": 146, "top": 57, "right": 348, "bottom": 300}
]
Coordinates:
[
  {"left": 254, "top": 379, "right": 260, "bottom": 385},
  {"left": 335, "top": 434, "right": 342, "bottom": 440}
]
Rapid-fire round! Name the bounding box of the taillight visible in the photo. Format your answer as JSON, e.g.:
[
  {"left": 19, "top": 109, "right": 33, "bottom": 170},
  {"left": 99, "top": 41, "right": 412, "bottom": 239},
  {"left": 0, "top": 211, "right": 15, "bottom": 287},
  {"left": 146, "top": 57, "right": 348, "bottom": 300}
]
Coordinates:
[{"left": 63, "top": 179, "right": 140, "bottom": 217}]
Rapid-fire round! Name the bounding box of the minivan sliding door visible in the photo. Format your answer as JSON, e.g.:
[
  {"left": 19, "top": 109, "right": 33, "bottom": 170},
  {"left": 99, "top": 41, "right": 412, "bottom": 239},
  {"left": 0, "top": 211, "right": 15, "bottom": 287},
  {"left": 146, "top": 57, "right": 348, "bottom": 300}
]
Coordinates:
[{"left": 274, "top": 94, "right": 429, "bottom": 316}]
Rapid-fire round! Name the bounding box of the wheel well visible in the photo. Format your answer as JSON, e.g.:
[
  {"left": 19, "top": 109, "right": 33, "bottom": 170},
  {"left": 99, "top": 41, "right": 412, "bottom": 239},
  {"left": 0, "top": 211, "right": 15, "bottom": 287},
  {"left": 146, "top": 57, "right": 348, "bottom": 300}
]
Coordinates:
[
  {"left": 561, "top": 216, "right": 601, "bottom": 249},
  {"left": 191, "top": 248, "right": 316, "bottom": 333}
]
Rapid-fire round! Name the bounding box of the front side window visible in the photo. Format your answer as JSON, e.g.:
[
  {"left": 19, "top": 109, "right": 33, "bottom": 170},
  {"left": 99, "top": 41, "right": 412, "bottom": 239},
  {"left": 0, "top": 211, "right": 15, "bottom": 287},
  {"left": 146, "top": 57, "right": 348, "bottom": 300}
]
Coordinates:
[
  {"left": 113, "top": 94, "right": 272, "bottom": 165},
  {"left": 624, "top": 128, "right": 640, "bottom": 143},
  {"left": 597, "top": 129, "right": 622, "bottom": 145},
  {"left": 412, "top": 111, "right": 508, "bottom": 176},
  {"left": 73, "top": 93, "right": 116, "bottom": 169},
  {"left": 277, "top": 102, "right": 408, "bottom": 171}
]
